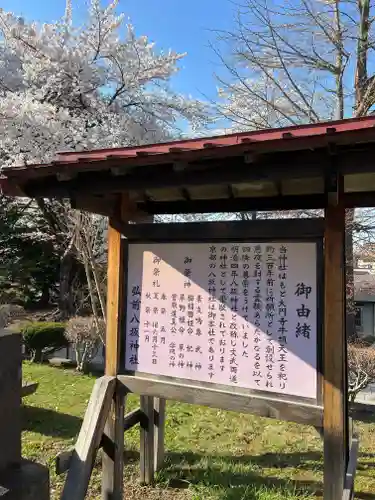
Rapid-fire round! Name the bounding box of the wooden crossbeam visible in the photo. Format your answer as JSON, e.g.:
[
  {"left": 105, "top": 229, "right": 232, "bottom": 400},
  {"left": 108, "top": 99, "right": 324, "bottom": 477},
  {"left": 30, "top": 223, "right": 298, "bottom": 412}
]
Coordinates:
[
  {"left": 54, "top": 399, "right": 375, "bottom": 477},
  {"left": 21, "top": 382, "right": 38, "bottom": 398},
  {"left": 56, "top": 407, "right": 145, "bottom": 476},
  {"left": 118, "top": 376, "right": 324, "bottom": 427},
  {"left": 61, "top": 376, "right": 116, "bottom": 500}
]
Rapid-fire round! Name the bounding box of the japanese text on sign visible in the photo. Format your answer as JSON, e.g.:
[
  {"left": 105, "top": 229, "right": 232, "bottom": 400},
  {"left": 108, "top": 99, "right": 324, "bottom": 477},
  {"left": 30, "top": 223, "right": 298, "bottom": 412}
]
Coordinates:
[{"left": 125, "top": 242, "right": 317, "bottom": 399}]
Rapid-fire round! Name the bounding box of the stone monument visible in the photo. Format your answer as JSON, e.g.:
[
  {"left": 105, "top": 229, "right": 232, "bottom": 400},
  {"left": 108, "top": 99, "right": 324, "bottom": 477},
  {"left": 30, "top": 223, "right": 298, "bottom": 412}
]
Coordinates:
[{"left": 0, "top": 329, "right": 49, "bottom": 499}]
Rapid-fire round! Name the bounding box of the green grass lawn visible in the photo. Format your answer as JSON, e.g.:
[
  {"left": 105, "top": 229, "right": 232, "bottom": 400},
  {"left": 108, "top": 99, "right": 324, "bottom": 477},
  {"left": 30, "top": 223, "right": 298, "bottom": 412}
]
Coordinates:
[{"left": 22, "top": 362, "right": 375, "bottom": 500}]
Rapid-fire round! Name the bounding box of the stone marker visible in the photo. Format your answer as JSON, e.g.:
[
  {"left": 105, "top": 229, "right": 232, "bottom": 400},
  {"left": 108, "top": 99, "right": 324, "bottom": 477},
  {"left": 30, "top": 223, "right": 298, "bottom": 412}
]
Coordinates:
[{"left": 0, "top": 330, "right": 49, "bottom": 499}]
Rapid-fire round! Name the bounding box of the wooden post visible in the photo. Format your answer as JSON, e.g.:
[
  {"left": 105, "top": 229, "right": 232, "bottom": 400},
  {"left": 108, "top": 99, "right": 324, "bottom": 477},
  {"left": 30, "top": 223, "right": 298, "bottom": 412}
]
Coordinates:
[
  {"left": 140, "top": 395, "right": 155, "bottom": 484},
  {"left": 323, "top": 172, "right": 348, "bottom": 500},
  {"left": 62, "top": 376, "right": 116, "bottom": 500},
  {"left": 102, "top": 219, "right": 125, "bottom": 500},
  {"left": 154, "top": 397, "right": 166, "bottom": 472}
]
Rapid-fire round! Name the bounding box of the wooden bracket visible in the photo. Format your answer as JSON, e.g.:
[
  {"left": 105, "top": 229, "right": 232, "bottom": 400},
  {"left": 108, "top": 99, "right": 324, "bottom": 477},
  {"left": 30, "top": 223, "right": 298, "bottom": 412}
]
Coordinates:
[
  {"left": 325, "top": 169, "right": 341, "bottom": 207},
  {"left": 61, "top": 376, "right": 116, "bottom": 500},
  {"left": 56, "top": 407, "right": 145, "bottom": 476}
]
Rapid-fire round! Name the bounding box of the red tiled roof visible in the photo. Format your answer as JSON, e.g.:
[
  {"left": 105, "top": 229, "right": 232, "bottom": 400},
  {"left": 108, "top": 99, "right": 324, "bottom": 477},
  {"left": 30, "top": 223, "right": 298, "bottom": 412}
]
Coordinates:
[
  {"left": 3, "top": 115, "right": 375, "bottom": 199},
  {"left": 53, "top": 115, "right": 375, "bottom": 163}
]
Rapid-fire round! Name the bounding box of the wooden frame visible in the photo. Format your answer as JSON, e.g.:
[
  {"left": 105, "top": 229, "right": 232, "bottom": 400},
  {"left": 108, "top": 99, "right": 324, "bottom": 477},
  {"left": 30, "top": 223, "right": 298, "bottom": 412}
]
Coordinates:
[
  {"left": 116, "top": 217, "right": 325, "bottom": 242},
  {"left": 120, "top": 217, "right": 324, "bottom": 407},
  {"left": 118, "top": 375, "right": 323, "bottom": 427},
  {"left": 323, "top": 171, "right": 349, "bottom": 500},
  {"left": 102, "top": 217, "right": 127, "bottom": 500},
  {"left": 54, "top": 212, "right": 352, "bottom": 500},
  {"left": 61, "top": 376, "right": 116, "bottom": 500}
]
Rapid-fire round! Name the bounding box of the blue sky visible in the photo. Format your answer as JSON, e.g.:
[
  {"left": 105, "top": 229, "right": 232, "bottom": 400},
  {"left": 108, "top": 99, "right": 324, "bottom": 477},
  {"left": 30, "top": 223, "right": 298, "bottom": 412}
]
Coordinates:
[{"left": 0, "top": 0, "right": 236, "bottom": 102}]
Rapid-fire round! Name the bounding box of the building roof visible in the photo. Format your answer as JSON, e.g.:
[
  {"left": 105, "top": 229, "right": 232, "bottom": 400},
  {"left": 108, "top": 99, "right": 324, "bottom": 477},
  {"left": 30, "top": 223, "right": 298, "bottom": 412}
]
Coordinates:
[{"left": 3, "top": 116, "right": 375, "bottom": 216}]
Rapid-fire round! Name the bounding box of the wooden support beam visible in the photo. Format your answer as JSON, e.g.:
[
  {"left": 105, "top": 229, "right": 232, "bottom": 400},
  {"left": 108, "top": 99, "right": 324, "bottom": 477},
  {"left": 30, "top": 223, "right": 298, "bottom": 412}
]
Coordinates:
[
  {"left": 61, "top": 376, "right": 116, "bottom": 500},
  {"left": 56, "top": 448, "right": 74, "bottom": 475},
  {"left": 56, "top": 408, "right": 144, "bottom": 476},
  {"left": 112, "top": 218, "right": 325, "bottom": 242},
  {"left": 154, "top": 398, "right": 166, "bottom": 472},
  {"left": 138, "top": 193, "right": 327, "bottom": 215},
  {"left": 70, "top": 195, "right": 118, "bottom": 218},
  {"left": 55, "top": 399, "right": 371, "bottom": 477},
  {"left": 24, "top": 155, "right": 325, "bottom": 198},
  {"left": 342, "top": 435, "right": 359, "bottom": 500},
  {"left": 102, "top": 203, "right": 126, "bottom": 500},
  {"left": 349, "top": 401, "right": 375, "bottom": 422},
  {"left": 140, "top": 396, "right": 155, "bottom": 485},
  {"left": 118, "top": 376, "right": 323, "bottom": 427},
  {"left": 124, "top": 408, "right": 144, "bottom": 431},
  {"left": 21, "top": 382, "right": 38, "bottom": 398},
  {"left": 103, "top": 223, "right": 124, "bottom": 374},
  {"left": 68, "top": 191, "right": 375, "bottom": 216},
  {"left": 323, "top": 172, "right": 348, "bottom": 500}
]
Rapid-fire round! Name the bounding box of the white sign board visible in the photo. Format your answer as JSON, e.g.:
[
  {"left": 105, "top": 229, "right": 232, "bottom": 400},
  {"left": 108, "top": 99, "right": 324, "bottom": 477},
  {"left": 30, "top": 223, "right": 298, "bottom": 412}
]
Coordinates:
[{"left": 125, "top": 242, "right": 317, "bottom": 399}]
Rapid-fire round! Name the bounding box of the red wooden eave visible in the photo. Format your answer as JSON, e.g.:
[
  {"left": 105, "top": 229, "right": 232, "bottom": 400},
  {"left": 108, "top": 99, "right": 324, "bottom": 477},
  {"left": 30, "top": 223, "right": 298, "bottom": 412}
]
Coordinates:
[{"left": 2, "top": 115, "right": 375, "bottom": 197}]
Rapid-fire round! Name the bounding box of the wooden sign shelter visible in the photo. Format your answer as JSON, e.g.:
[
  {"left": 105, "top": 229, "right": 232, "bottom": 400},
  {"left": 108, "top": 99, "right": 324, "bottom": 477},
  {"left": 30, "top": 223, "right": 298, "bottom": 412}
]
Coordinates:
[{"left": 3, "top": 115, "right": 375, "bottom": 499}]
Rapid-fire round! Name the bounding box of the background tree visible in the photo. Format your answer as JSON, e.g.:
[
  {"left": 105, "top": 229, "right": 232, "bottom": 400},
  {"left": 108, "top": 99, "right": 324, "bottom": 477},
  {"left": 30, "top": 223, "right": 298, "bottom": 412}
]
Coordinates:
[
  {"left": 65, "top": 316, "right": 105, "bottom": 371},
  {"left": 0, "top": 0, "right": 206, "bottom": 322},
  {"left": 348, "top": 340, "right": 375, "bottom": 401},
  {"left": 0, "top": 195, "right": 61, "bottom": 306},
  {"left": 214, "top": 0, "right": 375, "bottom": 336}
]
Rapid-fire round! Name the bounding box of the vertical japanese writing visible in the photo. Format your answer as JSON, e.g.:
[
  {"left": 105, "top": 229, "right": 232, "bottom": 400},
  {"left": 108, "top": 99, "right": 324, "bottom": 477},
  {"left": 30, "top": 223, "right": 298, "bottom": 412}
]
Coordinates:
[
  {"left": 126, "top": 240, "right": 317, "bottom": 400},
  {"left": 187, "top": 294, "right": 194, "bottom": 336},
  {"left": 151, "top": 255, "right": 162, "bottom": 365},
  {"left": 184, "top": 256, "right": 193, "bottom": 289},
  {"left": 253, "top": 245, "right": 263, "bottom": 387},
  {"left": 219, "top": 246, "right": 228, "bottom": 374},
  {"left": 178, "top": 292, "right": 186, "bottom": 336},
  {"left": 208, "top": 245, "right": 217, "bottom": 380},
  {"left": 295, "top": 282, "right": 312, "bottom": 340},
  {"left": 265, "top": 245, "right": 276, "bottom": 389},
  {"left": 169, "top": 341, "right": 176, "bottom": 368},
  {"left": 241, "top": 246, "right": 250, "bottom": 364},
  {"left": 176, "top": 292, "right": 185, "bottom": 369},
  {"left": 277, "top": 246, "right": 288, "bottom": 391},
  {"left": 171, "top": 292, "right": 177, "bottom": 337},
  {"left": 195, "top": 294, "right": 203, "bottom": 338},
  {"left": 229, "top": 245, "right": 240, "bottom": 383},
  {"left": 128, "top": 285, "right": 141, "bottom": 367}
]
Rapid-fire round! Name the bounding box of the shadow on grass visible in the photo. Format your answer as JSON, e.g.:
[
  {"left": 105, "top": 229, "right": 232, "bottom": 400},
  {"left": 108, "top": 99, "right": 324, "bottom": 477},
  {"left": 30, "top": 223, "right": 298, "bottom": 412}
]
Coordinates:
[
  {"left": 22, "top": 405, "right": 82, "bottom": 439},
  {"left": 161, "top": 451, "right": 321, "bottom": 499},
  {"left": 123, "top": 449, "right": 375, "bottom": 500}
]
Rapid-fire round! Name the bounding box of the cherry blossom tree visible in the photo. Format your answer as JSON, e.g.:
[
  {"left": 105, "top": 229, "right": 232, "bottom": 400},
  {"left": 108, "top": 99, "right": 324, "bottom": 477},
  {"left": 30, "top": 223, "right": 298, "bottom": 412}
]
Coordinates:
[
  {"left": 0, "top": 0, "right": 206, "bottom": 166},
  {"left": 0, "top": 0, "right": 207, "bottom": 323},
  {"left": 213, "top": 0, "right": 375, "bottom": 336}
]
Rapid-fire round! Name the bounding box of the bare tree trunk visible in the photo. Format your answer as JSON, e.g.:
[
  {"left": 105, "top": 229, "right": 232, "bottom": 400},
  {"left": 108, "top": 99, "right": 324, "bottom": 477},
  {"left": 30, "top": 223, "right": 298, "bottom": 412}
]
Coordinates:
[
  {"left": 333, "top": 0, "right": 345, "bottom": 120},
  {"left": 346, "top": 211, "right": 356, "bottom": 341},
  {"left": 355, "top": 0, "right": 370, "bottom": 109},
  {"left": 82, "top": 254, "right": 104, "bottom": 343},
  {"left": 86, "top": 241, "right": 106, "bottom": 321},
  {"left": 59, "top": 253, "right": 75, "bottom": 319}
]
